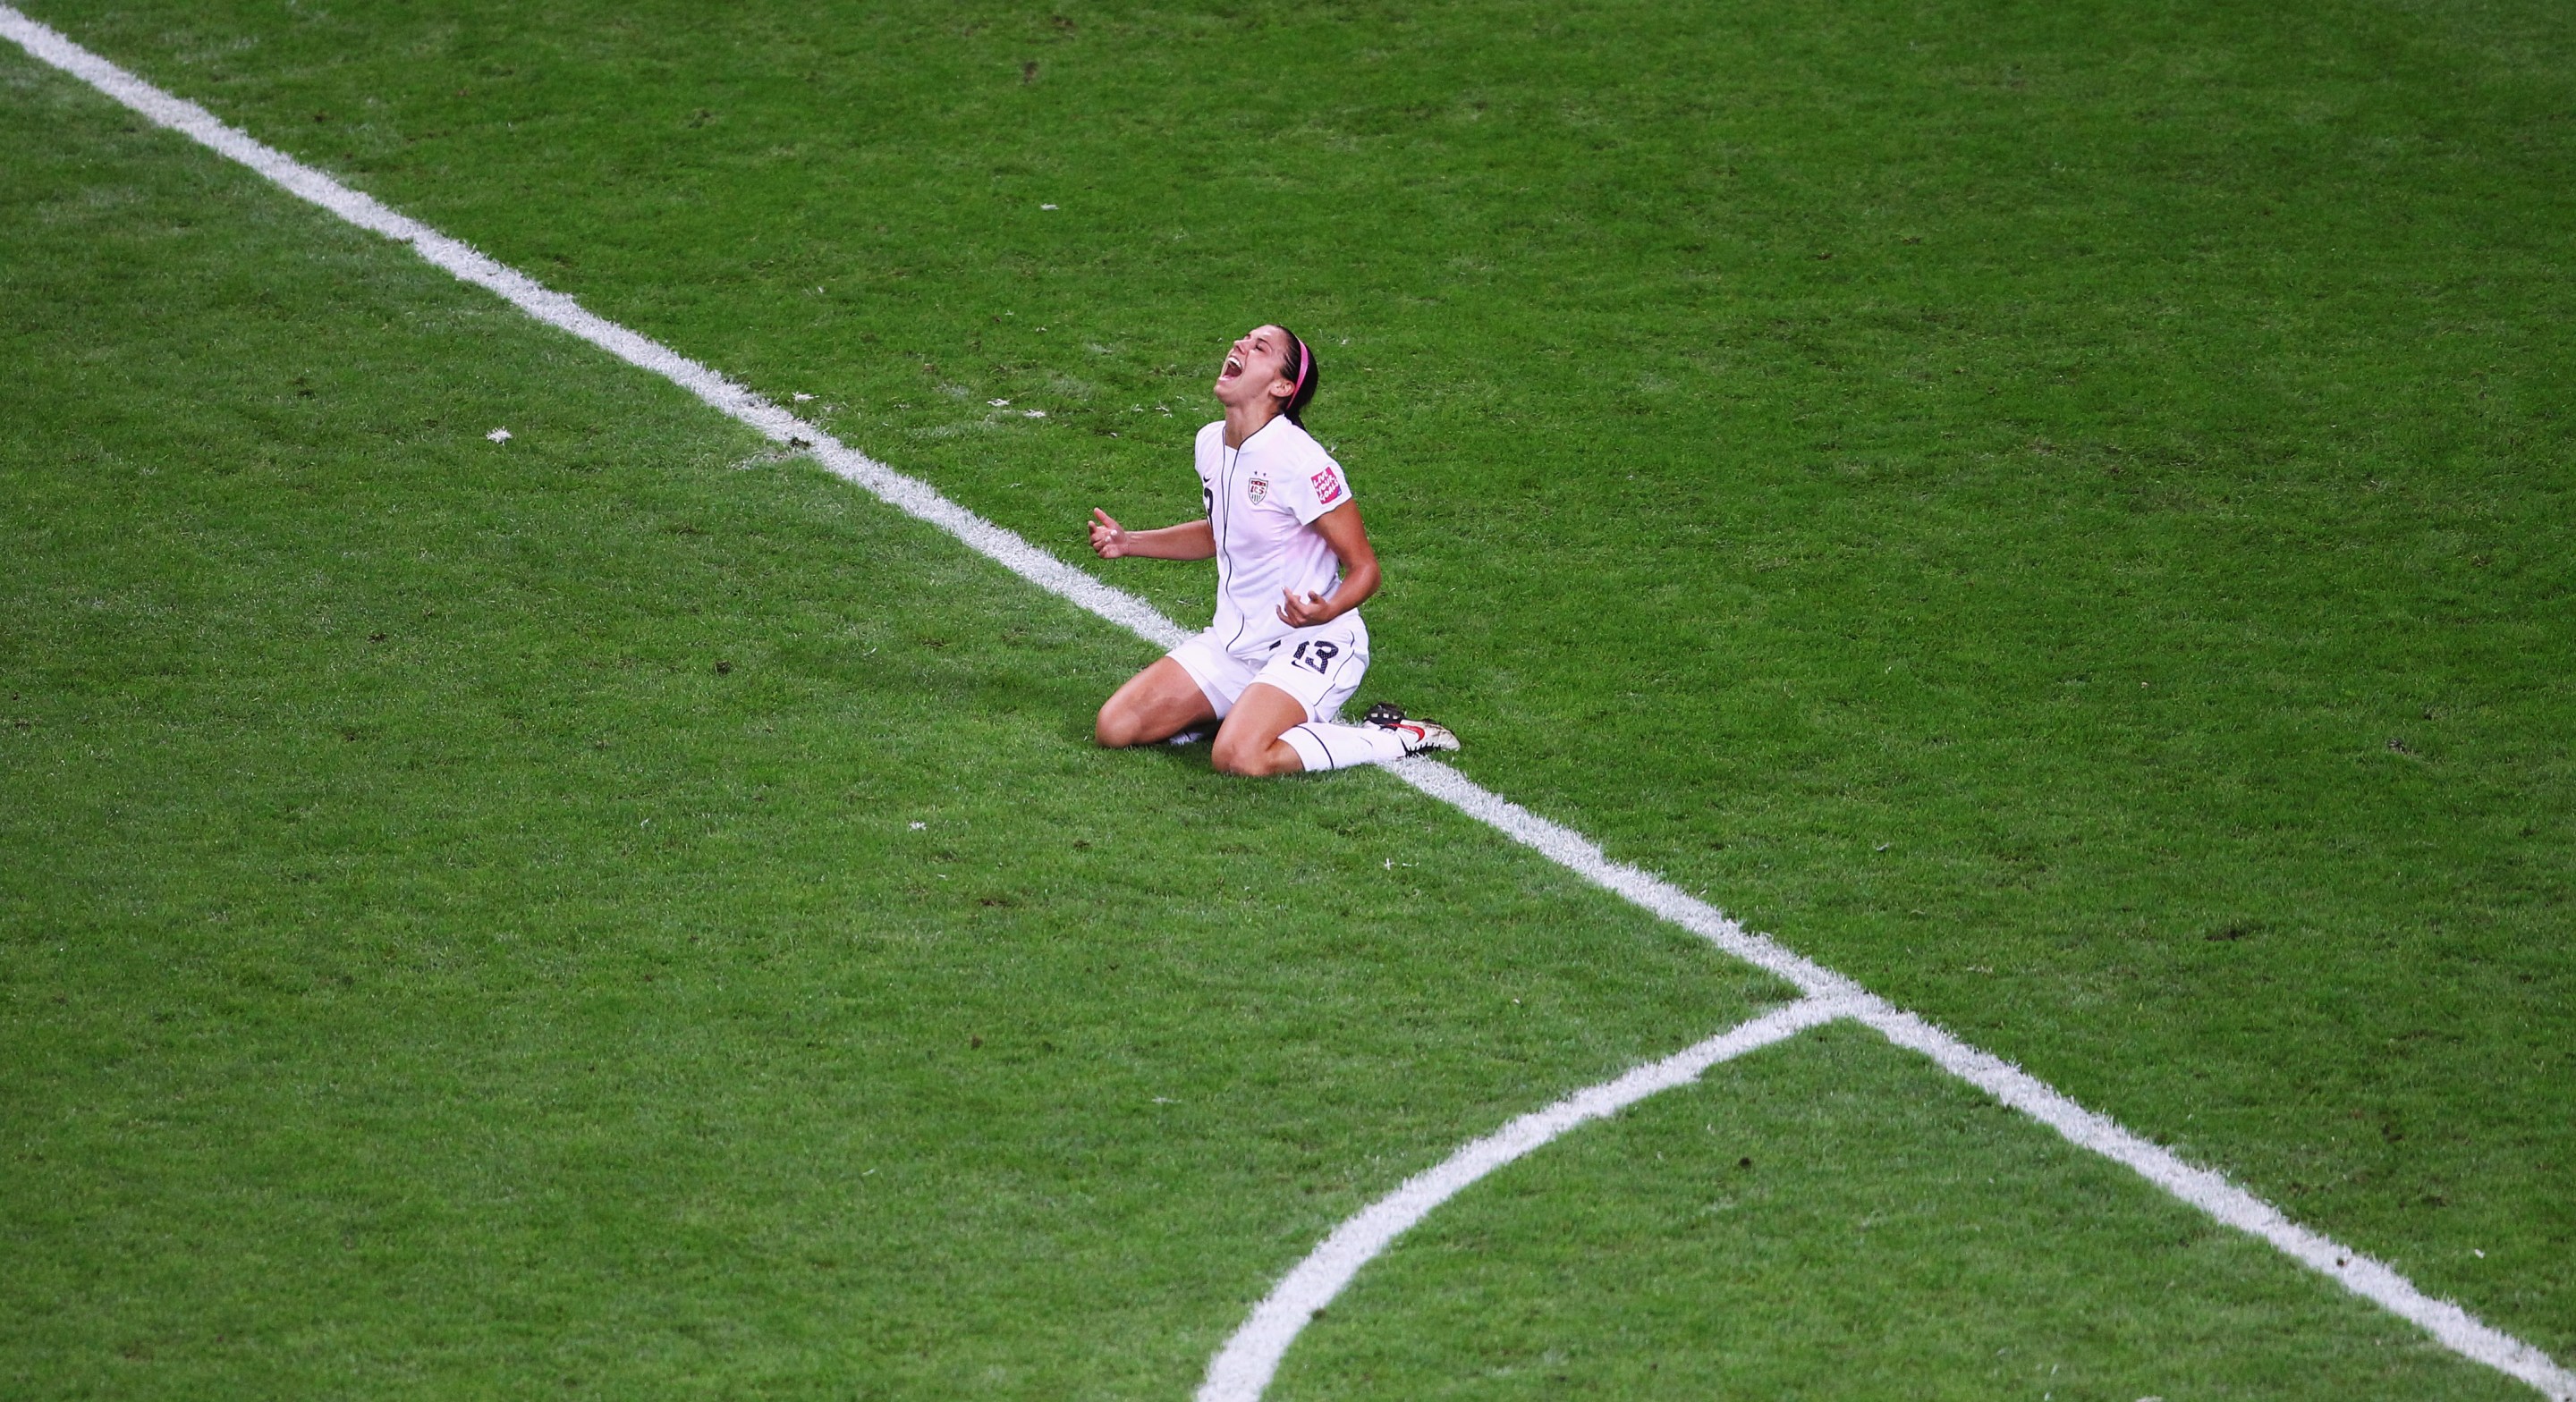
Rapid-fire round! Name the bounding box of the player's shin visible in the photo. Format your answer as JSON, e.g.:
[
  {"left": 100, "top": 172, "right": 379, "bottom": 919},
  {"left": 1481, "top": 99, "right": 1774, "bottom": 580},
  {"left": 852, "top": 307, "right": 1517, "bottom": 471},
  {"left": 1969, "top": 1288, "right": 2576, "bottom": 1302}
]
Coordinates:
[{"left": 1280, "top": 722, "right": 1411, "bottom": 773}]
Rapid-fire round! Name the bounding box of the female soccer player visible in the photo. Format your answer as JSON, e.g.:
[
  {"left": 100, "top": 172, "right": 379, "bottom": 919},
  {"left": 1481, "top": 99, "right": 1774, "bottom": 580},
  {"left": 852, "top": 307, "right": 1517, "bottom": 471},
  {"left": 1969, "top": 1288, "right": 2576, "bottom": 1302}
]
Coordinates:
[{"left": 1088, "top": 324, "right": 1456, "bottom": 776}]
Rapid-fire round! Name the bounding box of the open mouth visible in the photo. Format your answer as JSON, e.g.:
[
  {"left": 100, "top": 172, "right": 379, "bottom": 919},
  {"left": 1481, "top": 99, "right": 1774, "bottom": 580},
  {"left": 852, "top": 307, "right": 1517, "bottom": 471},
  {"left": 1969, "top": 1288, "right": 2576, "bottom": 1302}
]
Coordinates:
[{"left": 1219, "top": 353, "right": 1244, "bottom": 380}]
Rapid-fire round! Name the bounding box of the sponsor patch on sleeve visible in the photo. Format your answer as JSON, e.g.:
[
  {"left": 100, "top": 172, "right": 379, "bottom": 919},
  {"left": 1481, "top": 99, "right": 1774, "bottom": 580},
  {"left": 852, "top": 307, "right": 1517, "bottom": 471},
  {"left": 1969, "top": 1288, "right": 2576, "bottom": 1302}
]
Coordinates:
[{"left": 1310, "top": 469, "right": 1343, "bottom": 505}]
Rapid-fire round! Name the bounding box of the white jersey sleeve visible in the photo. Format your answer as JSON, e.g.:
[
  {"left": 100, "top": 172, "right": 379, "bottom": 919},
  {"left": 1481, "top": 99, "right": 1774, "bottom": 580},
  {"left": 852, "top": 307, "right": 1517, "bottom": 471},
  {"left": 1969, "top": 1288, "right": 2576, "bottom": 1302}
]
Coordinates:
[
  {"left": 1191, "top": 420, "right": 1224, "bottom": 511},
  {"left": 1270, "top": 434, "right": 1354, "bottom": 525}
]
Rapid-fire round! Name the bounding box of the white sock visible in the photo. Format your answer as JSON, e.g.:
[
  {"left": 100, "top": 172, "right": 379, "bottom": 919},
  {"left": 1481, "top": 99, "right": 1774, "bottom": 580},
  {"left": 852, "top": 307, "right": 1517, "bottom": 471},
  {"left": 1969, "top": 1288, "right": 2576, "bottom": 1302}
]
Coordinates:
[{"left": 1281, "top": 722, "right": 1409, "bottom": 773}]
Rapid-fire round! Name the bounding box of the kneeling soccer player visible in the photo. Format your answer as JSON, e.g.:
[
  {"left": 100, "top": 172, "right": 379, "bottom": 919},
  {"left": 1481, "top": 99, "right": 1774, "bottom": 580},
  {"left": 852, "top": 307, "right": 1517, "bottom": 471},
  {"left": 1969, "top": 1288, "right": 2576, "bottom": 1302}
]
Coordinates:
[{"left": 1088, "top": 323, "right": 1456, "bottom": 776}]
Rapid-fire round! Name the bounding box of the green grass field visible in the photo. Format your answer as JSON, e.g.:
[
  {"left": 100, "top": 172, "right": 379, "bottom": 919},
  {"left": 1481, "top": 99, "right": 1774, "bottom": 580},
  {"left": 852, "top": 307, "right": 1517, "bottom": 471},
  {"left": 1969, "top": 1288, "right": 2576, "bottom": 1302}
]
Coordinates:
[{"left": 4, "top": 0, "right": 2571, "bottom": 1396}]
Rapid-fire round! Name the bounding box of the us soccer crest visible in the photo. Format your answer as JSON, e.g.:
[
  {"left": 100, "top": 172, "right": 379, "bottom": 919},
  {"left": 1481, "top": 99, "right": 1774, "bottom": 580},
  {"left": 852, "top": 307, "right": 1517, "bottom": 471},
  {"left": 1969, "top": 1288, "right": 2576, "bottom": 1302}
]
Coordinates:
[{"left": 1246, "top": 476, "right": 1270, "bottom": 506}]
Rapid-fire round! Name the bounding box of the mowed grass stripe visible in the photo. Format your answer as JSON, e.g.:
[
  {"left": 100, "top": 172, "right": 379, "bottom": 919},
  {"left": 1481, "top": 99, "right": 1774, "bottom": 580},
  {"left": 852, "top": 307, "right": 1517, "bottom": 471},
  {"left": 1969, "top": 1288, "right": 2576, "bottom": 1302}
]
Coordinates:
[{"left": 0, "top": 40, "right": 1778, "bottom": 1398}]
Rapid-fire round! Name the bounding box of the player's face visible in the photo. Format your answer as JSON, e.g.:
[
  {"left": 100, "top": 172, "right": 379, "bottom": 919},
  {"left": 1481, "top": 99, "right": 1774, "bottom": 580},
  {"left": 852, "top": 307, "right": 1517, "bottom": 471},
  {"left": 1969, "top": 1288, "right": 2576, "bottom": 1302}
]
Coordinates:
[{"left": 1214, "top": 325, "right": 1297, "bottom": 414}]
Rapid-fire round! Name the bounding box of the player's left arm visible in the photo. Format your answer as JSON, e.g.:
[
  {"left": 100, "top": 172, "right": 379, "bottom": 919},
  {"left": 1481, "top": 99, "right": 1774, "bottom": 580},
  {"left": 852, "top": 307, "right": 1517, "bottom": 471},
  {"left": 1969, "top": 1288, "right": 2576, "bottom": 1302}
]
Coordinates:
[{"left": 1276, "top": 502, "right": 1380, "bottom": 627}]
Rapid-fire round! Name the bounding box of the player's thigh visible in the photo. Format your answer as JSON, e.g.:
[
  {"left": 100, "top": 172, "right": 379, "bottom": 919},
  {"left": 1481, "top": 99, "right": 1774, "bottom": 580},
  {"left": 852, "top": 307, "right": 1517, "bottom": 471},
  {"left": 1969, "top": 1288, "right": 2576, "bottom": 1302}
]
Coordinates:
[
  {"left": 1097, "top": 656, "right": 1219, "bottom": 747},
  {"left": 1209, "top": 682, "right": 1313, "bottom": 773},
  {"left": 1250, "top": 624, "right": 1372, "bottom": 723},
  {"left": 1213, "top": 681, "right": 1312, "bottom": 750}
]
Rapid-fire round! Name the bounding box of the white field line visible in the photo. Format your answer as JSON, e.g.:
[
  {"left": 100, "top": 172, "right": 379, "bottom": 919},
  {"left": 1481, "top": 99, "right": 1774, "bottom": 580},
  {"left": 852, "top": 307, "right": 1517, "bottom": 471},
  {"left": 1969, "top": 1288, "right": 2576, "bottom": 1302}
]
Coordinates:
[
  {"left": 4, "top": 10, "right": 2565, "bottom": 1400},
  {"left": 0, "top": 9, "right": 1190, "bottom": 657},
  {"left": 1380, "top": 759, "right": 2576, "bottom": 1401},
  {"left": 1196, "top": 996, "right": 1847, "bottom": 1402},
  {"left": 1858, "top": 1003, "right": 2576, "bottom": 1399}
]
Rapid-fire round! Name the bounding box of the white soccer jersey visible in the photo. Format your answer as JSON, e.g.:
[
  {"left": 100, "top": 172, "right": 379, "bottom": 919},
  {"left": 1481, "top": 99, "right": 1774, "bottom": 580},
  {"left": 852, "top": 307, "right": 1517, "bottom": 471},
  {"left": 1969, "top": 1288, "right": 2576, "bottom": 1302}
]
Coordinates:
[{"left": 1193, "top": 416, "right": 1356, "bottom": 657}]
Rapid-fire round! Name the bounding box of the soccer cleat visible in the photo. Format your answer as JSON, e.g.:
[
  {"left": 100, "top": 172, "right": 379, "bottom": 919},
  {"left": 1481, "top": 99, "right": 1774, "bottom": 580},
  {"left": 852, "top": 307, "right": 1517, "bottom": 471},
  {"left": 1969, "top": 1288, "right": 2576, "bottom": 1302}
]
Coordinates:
[{"left": 1361, "top": 702, "right": 1460, "bottom": 755}]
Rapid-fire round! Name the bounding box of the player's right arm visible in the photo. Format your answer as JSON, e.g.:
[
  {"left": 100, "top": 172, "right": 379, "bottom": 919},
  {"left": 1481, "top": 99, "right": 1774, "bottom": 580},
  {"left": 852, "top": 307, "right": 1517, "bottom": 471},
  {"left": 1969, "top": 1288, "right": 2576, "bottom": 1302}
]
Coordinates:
[{"left": 1089, "top": 508, "right": 1215, "bottom": 561}]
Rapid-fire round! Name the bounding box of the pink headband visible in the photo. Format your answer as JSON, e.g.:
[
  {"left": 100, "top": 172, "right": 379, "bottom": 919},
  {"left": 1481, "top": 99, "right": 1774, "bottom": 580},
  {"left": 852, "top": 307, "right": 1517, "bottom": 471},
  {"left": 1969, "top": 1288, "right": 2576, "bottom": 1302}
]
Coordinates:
[{"left": 1291, "top": 336, "right": 1311, "bottom": 401}]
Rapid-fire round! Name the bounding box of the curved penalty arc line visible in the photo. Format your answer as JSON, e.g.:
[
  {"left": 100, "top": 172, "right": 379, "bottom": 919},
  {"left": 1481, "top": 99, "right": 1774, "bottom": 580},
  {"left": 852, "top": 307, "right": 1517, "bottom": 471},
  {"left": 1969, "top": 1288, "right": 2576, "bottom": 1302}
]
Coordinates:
[
  {"left": 1195, "top": 998, "right": 1848, "bottom": 1402},
  {"left": 1199, "top": 989, "right": 2576, "bottom": 1401}
]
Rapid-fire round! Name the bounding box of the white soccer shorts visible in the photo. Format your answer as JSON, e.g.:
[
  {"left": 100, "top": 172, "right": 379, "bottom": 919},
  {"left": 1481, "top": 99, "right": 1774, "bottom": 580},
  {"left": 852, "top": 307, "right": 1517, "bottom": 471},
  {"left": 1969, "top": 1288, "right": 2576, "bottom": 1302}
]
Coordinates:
[{"left": 1168, "top": 615, "right": 1371, "bottom": 723}]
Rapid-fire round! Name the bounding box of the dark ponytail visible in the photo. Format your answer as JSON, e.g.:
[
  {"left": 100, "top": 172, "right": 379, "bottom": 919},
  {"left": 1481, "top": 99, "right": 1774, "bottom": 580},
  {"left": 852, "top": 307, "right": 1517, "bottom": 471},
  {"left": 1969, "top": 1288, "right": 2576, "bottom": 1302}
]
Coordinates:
[{"left": 1275, "top": 325, "right": 1320, "bottom": 426}]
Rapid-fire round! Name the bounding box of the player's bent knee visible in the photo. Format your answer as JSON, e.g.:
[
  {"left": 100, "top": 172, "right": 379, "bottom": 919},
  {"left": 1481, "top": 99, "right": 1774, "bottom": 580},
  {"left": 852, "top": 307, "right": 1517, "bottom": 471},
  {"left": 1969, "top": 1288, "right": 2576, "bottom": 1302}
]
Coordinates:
[
  {"left": 1210, "top": 749, "right": 1258, "bottom": 777},
  {"left": 1095, "top": 705, "right": 1141, "bottom": 749},
  {"left": 1212, "top": 748, "right": 1270, "bottom": 777},
  {"left": 1210, "top": 734, "right": 1293, "bottom": 777}
]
